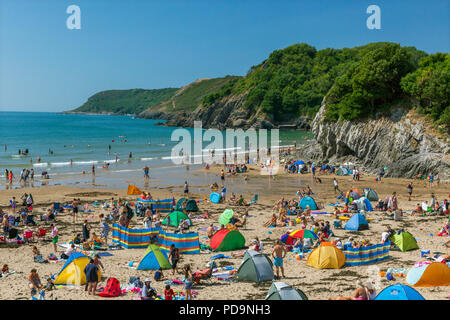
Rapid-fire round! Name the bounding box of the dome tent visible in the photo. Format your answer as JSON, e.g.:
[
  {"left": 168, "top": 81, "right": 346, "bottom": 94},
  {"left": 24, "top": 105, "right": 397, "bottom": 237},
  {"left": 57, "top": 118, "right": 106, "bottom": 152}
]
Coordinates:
[
  {"left": 210, "top": 192, "right": 221, "bottom": 204},
  {"left": 364, "top": 188, "right": 379, "bottom": 201},
  {"left": 345, "top": 213, "right": 369, "bottom": 231},
  {"left": 390, "top": 230, "right": 419, "bottom": 252},
  {"left": 137, "top": 244, "right": 172, "bottom": 270},
  {"left": 236, "top": 250, "right": 274, "bottom": 282},
  {"left": 54, "top": 252, "right": 101, "bottom": 286},
  {"left": 375, "top": 283, "right": 425, "bottom": 300},
  {"left": 161, "top": 211, "right": 192, "bottom": 228},
  {"left": 336, "top": 167, "right": 350, "bottom": 176},
  {"left": 210, "top": 229, "right": 245, "bottom": 251},
  {"left": 175, "top": 198, "right": 199, "bottom": 212},
  {"left": 306, "top": 242, "right": 345, "bottom": 269},
  {"left": 299, "top": 196, "right": 318, "bottom": 210},
  {"left": 265, "top": 282, "right": 308, "bottom": 300}
]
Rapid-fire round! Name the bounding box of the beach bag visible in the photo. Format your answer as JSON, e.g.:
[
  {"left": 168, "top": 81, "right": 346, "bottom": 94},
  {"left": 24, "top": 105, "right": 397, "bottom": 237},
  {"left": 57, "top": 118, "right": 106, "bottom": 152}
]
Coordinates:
[{"left": 98, "top": 278, "right": 121, "bottom": 297}]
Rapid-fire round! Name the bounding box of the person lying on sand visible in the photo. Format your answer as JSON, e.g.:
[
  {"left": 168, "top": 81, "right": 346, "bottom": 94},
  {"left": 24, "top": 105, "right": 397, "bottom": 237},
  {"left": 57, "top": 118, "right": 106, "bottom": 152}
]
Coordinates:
[
  {"left": 263, "top": 214, "right": 279, "bottom": 228},
  {"left": 231, "top": 239, "right": 260, "bottom": 257},
  {"left": 329, "top": 280, "right": 376, "bottom": 300},
  {"left": 422, "top": 253, "right": 450, "bottom": 263}
]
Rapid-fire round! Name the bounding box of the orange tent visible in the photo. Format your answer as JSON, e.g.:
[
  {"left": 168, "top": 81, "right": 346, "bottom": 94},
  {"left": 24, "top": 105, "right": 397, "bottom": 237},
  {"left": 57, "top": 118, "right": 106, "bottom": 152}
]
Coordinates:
[
  {"left": 127, "top": 185, "right": 142, "bottom": 195},
  {"left": 306, "top": 242, "right": 345, "bottom": 269}
]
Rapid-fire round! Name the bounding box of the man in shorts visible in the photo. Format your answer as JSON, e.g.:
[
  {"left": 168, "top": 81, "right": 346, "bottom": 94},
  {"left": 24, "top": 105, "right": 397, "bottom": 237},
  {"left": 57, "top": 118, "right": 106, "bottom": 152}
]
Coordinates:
[
  {"left": 50, "top": 224, "right": 58, "bottom": 253},
  {"left": 272, "top": 240, "right": 286, "bottom": 279}
]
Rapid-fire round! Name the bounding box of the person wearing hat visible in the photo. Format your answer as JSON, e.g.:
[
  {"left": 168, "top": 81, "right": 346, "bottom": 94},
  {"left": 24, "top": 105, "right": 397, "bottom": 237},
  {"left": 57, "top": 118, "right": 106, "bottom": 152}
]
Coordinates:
[{"left": 142, "top": 278, "right": 157, "bottom": 300}]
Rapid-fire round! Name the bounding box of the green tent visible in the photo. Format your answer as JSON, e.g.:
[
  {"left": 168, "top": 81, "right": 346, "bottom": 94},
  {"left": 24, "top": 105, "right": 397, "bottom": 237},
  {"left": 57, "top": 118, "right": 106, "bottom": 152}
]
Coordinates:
[
  {"left": 390, "top": 231, "right": 419, "bottom": 252},
  {"left": 236, "top": 250, "right": 274, "bottom": 282},
  {"left": 161, "top": 211, "right": 192, "bottom": 228},
  {"left": 336, "top": 167, "right": 350, "bottom": 176},
  {"left": 364, "top": 188, "right": 379, "bottom": 201},
  {"left": 175, "top": 198, "right": 199, "bottom": 212},
  {"left": 219, "top": 209, "right": 234, "bottom": 226},
  {"left": 265, "top": 282, "right": 308, "bottom": 300},
  {"left": 137, "top": 244, "right": 172, "bottom": 270}
]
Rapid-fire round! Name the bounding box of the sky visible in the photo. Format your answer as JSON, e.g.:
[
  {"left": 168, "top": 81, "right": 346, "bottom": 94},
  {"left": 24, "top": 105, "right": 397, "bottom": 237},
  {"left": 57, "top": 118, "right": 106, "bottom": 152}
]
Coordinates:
[{"left": 0, "top": 0, "right": 449, "bottom": 112}]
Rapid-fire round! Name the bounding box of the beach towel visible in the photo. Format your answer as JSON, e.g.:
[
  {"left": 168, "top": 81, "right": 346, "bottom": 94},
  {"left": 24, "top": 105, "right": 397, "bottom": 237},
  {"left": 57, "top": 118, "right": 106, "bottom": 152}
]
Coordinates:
[{"left": 210, "top": 254, "right": 231, "bottom": 260}]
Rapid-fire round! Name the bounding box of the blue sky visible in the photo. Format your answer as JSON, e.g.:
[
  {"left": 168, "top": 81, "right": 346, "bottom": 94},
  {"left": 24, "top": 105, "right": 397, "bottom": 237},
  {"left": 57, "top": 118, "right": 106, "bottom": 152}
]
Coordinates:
[{"left": 0, "top": 0, "right": 448, "bottom": 112}]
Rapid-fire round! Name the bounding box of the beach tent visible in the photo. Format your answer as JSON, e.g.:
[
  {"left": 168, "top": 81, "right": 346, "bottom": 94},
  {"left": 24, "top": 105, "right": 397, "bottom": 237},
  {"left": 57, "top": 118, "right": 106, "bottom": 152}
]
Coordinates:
[
  {"left": 54, "top": 253, "right": 101, "bottom": 285},
  {"left": 364, "top": 188, "right": 379, "bottom": 201},
  {"left": 406, "top": 262, "right": 450, "bottom": 287},
  {"left": 345, "top": 213, "right": 369, "bottom": 231},
  {"left": 294, "top": 160, "right": 305, "bottom": 166},
  {"left": 265, "top": 282, "right": 308, "bottom": 300},
  {"left": 98, "top": 278, "right": 122, "bottom": 298},
  {"left": 210, "top": 192, "right": 221, "bottom": 204},
  {"left": 210, "top": 229, "right": 245, "bottom": 251},
  {"left": 375, "top": 283, "right": 425, "bottom": 300},
  {"left": 175, "top": 198, "right": 199, "bottom": 212},
  {"left": 136, "top": 244, "right": 172, "bottom": 270},
  {"left": 127, "top": 185, "right": 142, "bottom": 195},
  {"left": 219, "top": 209, "right": 234, "bottom": 226},
  {"left": 306, "top": 242, "right": 345, "bottom": 269},
  {"left": 236, "top": 250, "right": 274, "bottom": 282},
  {"left": 390, "top": 231, "right": 419, "bottom": 252},
  {"left": 336, "top": 167, "right": 350, "bottom": 176},
  {"left": 352, "top": 197, "right": 373, "bottom": 211},
  {"left": 161, "top": 211, "right": 192, "bottom": 228},
  {"left": 299, "top": 196, "right": 318, "bottom": 210}
]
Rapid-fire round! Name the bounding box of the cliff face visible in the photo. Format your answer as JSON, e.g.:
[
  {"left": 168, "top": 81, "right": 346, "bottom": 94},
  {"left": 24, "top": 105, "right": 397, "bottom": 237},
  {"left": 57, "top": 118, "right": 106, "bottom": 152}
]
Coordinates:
[
  {"left": 152, "top": 92, "right": 312, "bottom": 130},
  {"left": 299, "top": 102, "right": 449, "bottom": 179}
]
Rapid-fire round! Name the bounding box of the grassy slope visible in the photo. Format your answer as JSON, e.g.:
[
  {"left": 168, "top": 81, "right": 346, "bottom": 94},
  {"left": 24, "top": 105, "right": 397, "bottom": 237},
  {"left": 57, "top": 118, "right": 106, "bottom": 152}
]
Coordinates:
[{"left": 71, "top": 88, "right": 178, "bottom": 115}]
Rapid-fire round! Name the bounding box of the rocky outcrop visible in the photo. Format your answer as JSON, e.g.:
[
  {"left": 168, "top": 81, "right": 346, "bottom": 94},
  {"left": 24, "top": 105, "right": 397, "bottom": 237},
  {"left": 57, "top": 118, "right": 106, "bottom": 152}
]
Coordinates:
[
  {"left": 141, "top": 92, "right": 311, "bottom": 130},
  {"left": 298, "top": 102, "right": 449, "bottom": 179}
]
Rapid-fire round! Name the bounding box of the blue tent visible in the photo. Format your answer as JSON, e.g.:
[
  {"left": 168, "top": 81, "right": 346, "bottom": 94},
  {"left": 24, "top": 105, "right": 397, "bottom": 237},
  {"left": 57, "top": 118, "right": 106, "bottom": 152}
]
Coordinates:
[
  {"left": 210, "top": 192, "right": 221, "bottom": 204},
  {"left": 294, "top": 161, "right": 304, "bottom": 166},
  {"left": 299, "top": 196, "right": 318, "bottom": 210},
  {"left": 363, "top": 198, "right": 373, "bottom": 211},
  {"left": 375, "top": 283, "right": 425, "bottom": 300},
  {"left": 136, "top": 244, "right": 171, "bottom": 270},
  {"left": 345, "top": 213, "right": 369, "bottom": 231}
]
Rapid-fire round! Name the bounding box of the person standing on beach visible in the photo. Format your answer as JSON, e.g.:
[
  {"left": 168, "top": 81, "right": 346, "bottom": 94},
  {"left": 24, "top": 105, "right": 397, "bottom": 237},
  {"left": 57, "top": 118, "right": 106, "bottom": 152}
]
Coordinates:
[
  {"left": 82, "top": 220, "right": 90, "bottom": 242},
  {"left": 168, "top": 245, "right": 180, "bottom": 275},
  {"left": 143, "top": 166, "right": 150, "bottom": 179},
  {"left": 30, "top": 169, "right": 34, "bottom": 181},
  {"left": 407, "top": 183, "right": 413, "bottom": 201},
  {"left": 220, "top": 169, "right": 225, "bottom": 183},
  {"left": 91, "top": 165, "right": 95, "bottom": 176},
  {"left": 8, "top": 170, "right": 13, "bottom": 184},
  {"left": 84, "top": 259, "right": 99, "bottom": 295},
  {"left": 333, "top": 178, "right": 339, "bottom": 194},
  {"left": 183, "top": 181, "right": 189, "bottom": 195},
  {"left": 272, "top": 240, "right": 286, "bottom": 279},
  {"left": 50, "top": 224, "right": 58, "bottom": 253}
]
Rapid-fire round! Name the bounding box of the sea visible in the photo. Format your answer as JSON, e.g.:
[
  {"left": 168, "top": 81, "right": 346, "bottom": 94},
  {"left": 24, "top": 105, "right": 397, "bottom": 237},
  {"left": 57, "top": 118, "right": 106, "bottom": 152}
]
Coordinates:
[{"left": 0, "top": 111, "right": 313, "bottom": 191}]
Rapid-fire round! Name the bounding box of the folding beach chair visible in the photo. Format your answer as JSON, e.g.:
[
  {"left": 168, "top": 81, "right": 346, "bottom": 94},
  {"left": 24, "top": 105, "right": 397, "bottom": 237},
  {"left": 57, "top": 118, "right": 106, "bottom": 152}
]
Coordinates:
[
  {"left": 250, "top": 194, "right": 258, "bottom": 204},
  {"left": 23, "top": 230, "right": 35, "bottom": 243},
  {"left": 34, "top": 228, "right": 47, "bottom": 240}
]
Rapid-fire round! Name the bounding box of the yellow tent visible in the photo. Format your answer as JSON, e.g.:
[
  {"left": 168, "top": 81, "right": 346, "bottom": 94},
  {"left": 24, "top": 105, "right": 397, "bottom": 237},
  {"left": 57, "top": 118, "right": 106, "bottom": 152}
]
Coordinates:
[
  {"left": 127, "top": 185, "right": 142, "bottom": 195},
  {"left": 54, "top": 253, "right": 101, "bottom": 285},
  {"left": 306, "top": 242, "right": 345, "bottom": 269}
]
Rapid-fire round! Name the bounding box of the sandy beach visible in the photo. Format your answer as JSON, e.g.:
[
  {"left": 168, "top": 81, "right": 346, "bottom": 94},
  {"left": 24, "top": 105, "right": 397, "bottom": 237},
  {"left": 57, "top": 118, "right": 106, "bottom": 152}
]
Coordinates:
[{"left": 0, "top": 164, "right": 448, "bottom": 300}]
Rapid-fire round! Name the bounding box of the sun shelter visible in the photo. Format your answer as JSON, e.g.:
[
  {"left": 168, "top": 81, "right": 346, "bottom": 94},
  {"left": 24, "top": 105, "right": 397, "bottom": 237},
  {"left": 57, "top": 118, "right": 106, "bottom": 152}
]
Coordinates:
[
  {"left": 306, "top": 242, "right": 345, "bottom": 269},
  {"left": 161, "top": 211, "right": 192, "bottom": 228},
  {"left": 210, "top": 229, "right": 245, "bottom": 251},
  {"left": 219, "top": 209, "right": 234, "bottom": 226},
  {"left": 390, "top": 231, "right": 419, "bottom": 252},
  {"left": 345, "top": 213, "right": 369, "bottom": 231},
  {"left": 127, "top": 185, "right": 142, "bottom": 195},
  {"left": 210, "top": 192, "right": 221, "bottom": 204},
  {"left": 136, "top": 244, "right": 172, "bottom": 270},
  {"left": 289, "top": 229, "right": 318, "bottom": 239},
  {"left": 406, "top": 261, "right": 450, "bottom": 287},
  {"left": 98, "top": 278, "right": 122, "bottom": 298},
  {"left": 136, "top": 198, "right": 175, "bottom": 214},
  {"left": 175, "top": 198, "right": 199, "bottom": 212},
  {"left": 265, "top": 282, "right": 308, "bottom": 300},
  {"left": 364, "top": 188, "right": 379, "bottom": 201},
  {"left": 375, "top": 283, "right": 425, "bottom": 300},
  {"left": 54, "top": 252, "right": 101, "bottom": 285},
  {"left": 236, "top": 250, "right": 274, "bottom": 282},
  {"left": 299, "top": 196, "right": 318, "bottom": 210}
]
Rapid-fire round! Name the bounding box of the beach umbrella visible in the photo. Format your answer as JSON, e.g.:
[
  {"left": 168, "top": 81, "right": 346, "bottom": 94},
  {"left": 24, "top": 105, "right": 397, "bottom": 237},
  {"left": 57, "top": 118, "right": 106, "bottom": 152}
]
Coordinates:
[
  {"left": 289, "top": 229, "right": 318, "bottom": 239},
  {"left": 280, "top": 234, "right": 296, "bottom": 245},
  {"left": 219, "top": 209, "right": 234, "bottom": 226}
]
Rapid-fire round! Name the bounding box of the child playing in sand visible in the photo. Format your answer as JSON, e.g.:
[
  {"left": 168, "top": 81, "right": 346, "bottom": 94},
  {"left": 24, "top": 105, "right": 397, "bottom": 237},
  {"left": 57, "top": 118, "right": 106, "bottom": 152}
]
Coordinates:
[
  {"left": 154, "top": 268, "right": 164, "bottom": 281},
  {"left": 164, "top": 284, "right": 175, "bottom": 300},
  {"left": 28, "top": 269, "right": 43, "bottom": 298}
]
